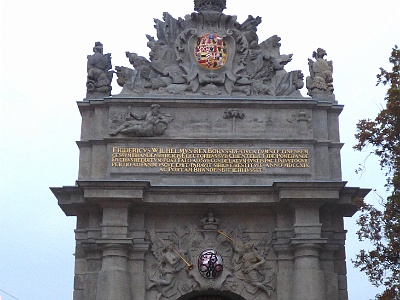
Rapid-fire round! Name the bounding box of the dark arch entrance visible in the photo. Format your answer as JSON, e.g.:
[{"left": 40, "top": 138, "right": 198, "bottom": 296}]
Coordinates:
[{"left": 177, "top": 290, "right": 246, "bottom": 300}]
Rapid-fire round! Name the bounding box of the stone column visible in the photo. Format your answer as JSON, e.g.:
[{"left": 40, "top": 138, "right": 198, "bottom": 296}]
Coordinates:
[
  {"left": 96, "top": 244, "right": 132, "bottom": 300},
  {"left": 290, "top": 203, "right": 327, "bottom": 300},
  {"left": 96, "top": 205, "right": 133, "bottom": 300},
  {"left": 291, "top": 243, "right": 326, "bottom": 300}
]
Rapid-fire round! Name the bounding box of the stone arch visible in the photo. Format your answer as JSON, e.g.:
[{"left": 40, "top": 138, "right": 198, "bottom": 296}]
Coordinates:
[{"left": 176, "top": 290, "right": 246, "bottom": 300}]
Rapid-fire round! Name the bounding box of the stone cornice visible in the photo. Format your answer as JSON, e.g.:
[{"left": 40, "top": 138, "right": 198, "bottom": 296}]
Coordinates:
[
  {"left": 77, "top": 96, "right": 344, "bottom": 113},
  {"left": 51, "top": 180, "right": 367, "bottom": 217}
]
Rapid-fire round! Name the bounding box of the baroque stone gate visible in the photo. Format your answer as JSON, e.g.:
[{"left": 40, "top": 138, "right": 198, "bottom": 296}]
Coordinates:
[{"left": 51, "top": 1, "right": 368, "bottom": 299}]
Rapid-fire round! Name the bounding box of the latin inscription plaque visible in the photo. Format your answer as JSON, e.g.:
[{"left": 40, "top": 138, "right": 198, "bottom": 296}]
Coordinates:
[{"left": 110, "top": 146, "right": 310, "bottom": 174}]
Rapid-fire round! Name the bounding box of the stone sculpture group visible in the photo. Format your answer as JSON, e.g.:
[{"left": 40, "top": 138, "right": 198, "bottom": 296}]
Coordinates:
[{"left": 85, "top": 1, "right": 335, "bottom": 100}]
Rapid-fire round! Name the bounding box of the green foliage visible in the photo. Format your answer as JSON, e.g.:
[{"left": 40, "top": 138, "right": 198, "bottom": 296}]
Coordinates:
[{"left": 353, "top": 46, "right": 400, "bottom": 300}]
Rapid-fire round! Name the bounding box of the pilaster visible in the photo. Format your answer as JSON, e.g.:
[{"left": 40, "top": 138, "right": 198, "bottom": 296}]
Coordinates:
[
  {"left": 129, "top": 209, "right": 150, "bottom": 299},
  {"left": 96, "top": 200, "right": 133, "bottom": 300},
  {"left": 292, "top": 202, "right": 327, "bottom": 299},
  {"left": 82, "top": 245, "right": 102, "bottom": 300},
  {"left": 274, "top": 207, "right": 295, "bottom": 300},
  {"left": 71, "top": 181, "right": 145, "bottom": 300}
]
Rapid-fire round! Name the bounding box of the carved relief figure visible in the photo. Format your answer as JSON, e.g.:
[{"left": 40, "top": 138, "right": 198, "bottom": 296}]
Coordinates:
[
  {"left": 110, "top": 104, "right": 173, "bottom": 137},
  {"left": 219, "top": 228, "right": 275, "bottom": 297},
  {"left": 233, "top": 243, "right": 275, "bottom": 296},
  {"left": 147, "top": 231, "right": 185, "bottom": 300},
  {"left": 306, "top": 48, "right": 335, "bottom": 100},
  {"left": 86, "top": 42, "right": 113, "bottom": 98}
]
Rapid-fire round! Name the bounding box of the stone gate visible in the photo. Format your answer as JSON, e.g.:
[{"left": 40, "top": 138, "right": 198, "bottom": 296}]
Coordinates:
[{"left": 51, "top": 1, "right": 368, "bottom": 299}]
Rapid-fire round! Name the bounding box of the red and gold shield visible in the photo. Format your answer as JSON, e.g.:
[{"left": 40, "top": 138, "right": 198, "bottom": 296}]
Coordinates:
[{"left": 195, "top": 34, "right": 228, "bottom": 70}]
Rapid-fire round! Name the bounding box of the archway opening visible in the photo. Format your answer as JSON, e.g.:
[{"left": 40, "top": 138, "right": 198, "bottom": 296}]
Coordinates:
[{"left": 177, "top": 290, "right": 246, "bottom": 300}]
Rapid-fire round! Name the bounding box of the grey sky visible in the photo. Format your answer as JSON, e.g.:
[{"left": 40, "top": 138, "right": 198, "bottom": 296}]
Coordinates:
[{"left": 1, "top": 0, "right": 399, "bottom": 299}]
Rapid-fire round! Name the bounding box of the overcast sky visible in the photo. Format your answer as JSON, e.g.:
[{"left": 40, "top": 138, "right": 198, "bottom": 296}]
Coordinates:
[{"left": 1, "top": 0, "right": 399, "bottom": 299}]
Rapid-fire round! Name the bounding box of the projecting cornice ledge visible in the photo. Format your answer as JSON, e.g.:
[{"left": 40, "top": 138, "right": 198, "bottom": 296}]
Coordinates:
[
  {"left": 273, "top": 181, "right": 346, "bottom": 202},
  {"left": 50, "top": 185, "right": 85, "bottom": 216},
  {"left": 76, "top": 180, "right": 150, "bottom": 202},
  {"left": 51, "top": 180, "right": 370, "bottom": 217},
  {"left": 50, "top": 180, "right": 151, "bottom": 216},
  {"left": 273, "top": 181, "right": 371, "bottom": 216}
]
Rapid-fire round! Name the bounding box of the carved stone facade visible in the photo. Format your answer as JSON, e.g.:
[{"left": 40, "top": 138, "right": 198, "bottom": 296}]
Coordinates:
[{"left": 53, "top": 1, "right": 365, "bottom": 300}]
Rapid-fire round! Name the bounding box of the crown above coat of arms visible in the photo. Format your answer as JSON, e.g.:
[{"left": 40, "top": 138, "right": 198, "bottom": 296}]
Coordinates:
[{"left": 194, "top": 0, "right": 227, "bottom": 12}]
